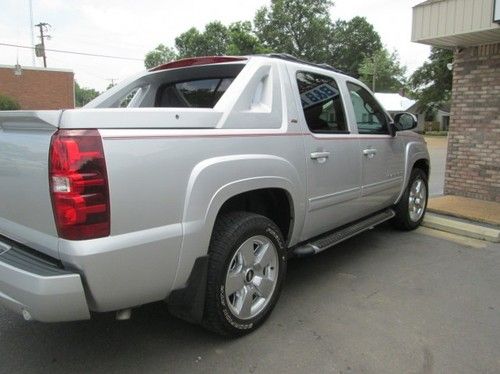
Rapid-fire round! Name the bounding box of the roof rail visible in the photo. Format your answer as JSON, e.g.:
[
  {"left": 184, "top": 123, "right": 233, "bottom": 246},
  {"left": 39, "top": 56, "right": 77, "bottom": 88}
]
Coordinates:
[{"left": 264, "top": 53, "right": 348, "bottom": 76}]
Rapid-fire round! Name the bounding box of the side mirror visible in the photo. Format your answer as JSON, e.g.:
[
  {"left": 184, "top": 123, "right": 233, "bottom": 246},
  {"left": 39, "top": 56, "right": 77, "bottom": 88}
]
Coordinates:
[{"left": 393, "top": 112, "right": 417, "bottom": 132}]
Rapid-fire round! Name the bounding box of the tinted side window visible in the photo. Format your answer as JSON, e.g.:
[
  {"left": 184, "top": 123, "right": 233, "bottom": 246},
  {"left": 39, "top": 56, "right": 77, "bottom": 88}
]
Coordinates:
[
  {"left": 156, "top": 78, "right": 234, "bottom": 108},
  {"left": 347, "top": 82, "right": 389, "bottom": 135},
  {"left": 296, "top": 72, "right": 347, "bottom": 133}
]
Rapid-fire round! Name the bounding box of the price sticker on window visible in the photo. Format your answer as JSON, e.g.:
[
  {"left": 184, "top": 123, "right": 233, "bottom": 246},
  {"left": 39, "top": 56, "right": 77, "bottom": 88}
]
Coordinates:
[{"left": 300, "top": 83, "right": 339, "bottom": 109}]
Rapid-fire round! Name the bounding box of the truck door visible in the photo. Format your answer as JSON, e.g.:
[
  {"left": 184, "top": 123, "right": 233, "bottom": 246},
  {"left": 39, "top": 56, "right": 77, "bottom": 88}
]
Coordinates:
[
  {"left": 345, "top": 82, "right": 405, "bottom": 214},
  {"left": 289, "top": 69, "right": 363, "bottom": 241}
]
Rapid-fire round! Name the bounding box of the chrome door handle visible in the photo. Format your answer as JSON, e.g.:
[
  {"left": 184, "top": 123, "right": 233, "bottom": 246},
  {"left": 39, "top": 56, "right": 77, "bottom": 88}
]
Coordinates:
[
  {"left": 363, "top": 148, "right": 377, "bottom": 158},
  {"left": 310, "top": 151, "right": 330, "bottom": 160}
]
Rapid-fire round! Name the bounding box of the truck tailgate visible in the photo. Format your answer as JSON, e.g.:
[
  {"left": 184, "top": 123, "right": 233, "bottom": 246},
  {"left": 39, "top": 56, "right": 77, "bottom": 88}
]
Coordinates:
[{"left": 0, "top": 111, "right": 61, "bottom": 258}]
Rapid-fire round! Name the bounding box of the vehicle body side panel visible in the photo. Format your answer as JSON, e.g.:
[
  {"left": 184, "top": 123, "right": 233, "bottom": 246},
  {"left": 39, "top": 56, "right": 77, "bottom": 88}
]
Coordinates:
[
  {"left": 66, "top": 128, "right": 306, "bottom": 310},
  {"left": 58, "top": 223, "right": 182, "bottom": 312},
  {"left": 357, "top": 135, "right": 405, "bottom": 213},
  {"left": 59, "top": 108, "right": 223, "bottom": 129},
  {"left": 394, "top": 135, "right": 430, "bottom": 204}
]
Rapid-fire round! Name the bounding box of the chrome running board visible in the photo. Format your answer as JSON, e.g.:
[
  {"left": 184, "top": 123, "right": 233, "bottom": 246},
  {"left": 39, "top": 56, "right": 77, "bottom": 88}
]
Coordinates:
[{"left": 292, "top": 209, "right": 395, "bottom": 257}]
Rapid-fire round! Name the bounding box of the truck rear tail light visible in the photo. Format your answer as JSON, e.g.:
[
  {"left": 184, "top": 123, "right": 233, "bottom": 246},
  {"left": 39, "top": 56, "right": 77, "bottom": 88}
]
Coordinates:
[{"left": 49, "top": 129, "right": 110, "bottom": 240}]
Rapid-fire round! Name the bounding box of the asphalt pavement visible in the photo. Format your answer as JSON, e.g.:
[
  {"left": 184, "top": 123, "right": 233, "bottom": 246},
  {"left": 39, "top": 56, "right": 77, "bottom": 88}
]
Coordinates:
[{"left": 1, "top": 225, "right": 499, "bottom": 373}]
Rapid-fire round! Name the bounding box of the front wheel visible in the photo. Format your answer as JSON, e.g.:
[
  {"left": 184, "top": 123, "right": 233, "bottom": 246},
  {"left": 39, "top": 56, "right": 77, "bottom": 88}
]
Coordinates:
[
  {"left": 392, "top": 168, "right": 428, "bottom": 230},
  {"left": 203, "top": 212, "right": 287, "bottom": 337}
]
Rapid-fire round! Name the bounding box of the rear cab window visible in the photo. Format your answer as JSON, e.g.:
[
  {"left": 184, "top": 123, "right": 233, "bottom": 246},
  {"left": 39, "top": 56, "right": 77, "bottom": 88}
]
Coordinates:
[
  {"left": 295, "top": 71, "right": 348, "bottom": 134},
  {"left": 90, "top": 62, "right": 246, "bottom": 109},
  {"left": 156, "top": 78, "right": 235, "bottom": 108}
]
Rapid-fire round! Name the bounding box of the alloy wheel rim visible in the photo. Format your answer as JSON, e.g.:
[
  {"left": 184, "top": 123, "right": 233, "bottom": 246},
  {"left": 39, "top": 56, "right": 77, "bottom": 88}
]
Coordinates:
[
  {"left": 224, "top": 235, "right": 279, "bottom": 320},
  {"left": 409, "top": 178, "right": 427, "bottom": 222}
]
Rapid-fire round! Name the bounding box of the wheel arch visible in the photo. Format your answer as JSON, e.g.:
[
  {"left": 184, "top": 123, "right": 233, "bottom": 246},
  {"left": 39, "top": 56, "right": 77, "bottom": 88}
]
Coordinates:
[
  {"left": 413, "top": 158, "right": 430, "bottom": 178},
  {"left": 216, "top": 187, "right": 295, "bottom": 243},
  {"left": 394, "top": 141, "right": 430, "bottom": 204}
]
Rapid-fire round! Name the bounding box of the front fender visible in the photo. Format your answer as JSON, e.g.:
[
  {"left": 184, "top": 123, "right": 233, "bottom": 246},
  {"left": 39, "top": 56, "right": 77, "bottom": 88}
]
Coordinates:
[
  {"left": 172, "top": 154, "right": 305, "bottom": 289},
  {"left": 395, "top": 141, "right": 430, "bottom": 204}
]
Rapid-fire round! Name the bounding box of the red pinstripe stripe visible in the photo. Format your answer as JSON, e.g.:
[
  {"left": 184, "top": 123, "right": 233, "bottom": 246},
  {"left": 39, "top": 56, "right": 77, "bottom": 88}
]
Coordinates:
[{"left": 103, "top": 132, "right": 394, "bottom": 140}]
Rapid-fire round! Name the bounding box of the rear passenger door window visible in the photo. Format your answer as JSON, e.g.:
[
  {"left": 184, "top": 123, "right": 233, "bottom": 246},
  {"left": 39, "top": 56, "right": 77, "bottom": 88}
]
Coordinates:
[
  {"left": 347, "top": 82, "right": 390, "bottom": 135},
  {"left": 296, "top": 72, "right": 348, "bottom": 133}
]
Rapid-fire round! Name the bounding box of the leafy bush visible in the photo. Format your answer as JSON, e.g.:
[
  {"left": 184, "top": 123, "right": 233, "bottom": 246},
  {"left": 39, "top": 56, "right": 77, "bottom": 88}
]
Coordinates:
[
  {"left": 0, "top": 94, "right": 21, "bottom": 110},
  {"left": 424, "top": 131, "right": 448, "bottom": 136}
]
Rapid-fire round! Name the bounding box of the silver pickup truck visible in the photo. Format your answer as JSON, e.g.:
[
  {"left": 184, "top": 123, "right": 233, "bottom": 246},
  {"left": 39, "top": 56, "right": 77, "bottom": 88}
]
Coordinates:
[{"left": 0, "top": 54, "right": 429, "bottom": 336}]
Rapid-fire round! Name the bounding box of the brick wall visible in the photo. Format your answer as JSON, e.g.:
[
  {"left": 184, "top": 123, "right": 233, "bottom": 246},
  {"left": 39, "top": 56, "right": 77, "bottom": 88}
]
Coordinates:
[
  {"left": 0, "top": 65, "right": 74, "bottom": 109},
  {"left": 445, "top": 43, "right": 500, "bottom": 202}
]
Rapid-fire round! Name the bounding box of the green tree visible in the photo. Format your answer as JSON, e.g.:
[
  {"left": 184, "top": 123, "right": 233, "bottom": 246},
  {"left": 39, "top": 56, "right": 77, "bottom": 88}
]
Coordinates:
[
  {"left": 0, "top": 94, "right": 21, "bottom": 110},
  {"left": 410, "top": 47, "right": 453, "bottom": 109},
  {"left": 330, "top": 16, "right": 383, "bottom": 76},
  {"left": 254, "top": 0, "right": 333, "bottom": 62},
  {"left": 144, "top": 44, "right": 177, "bottom": 69},
  {"left": 227, "top": 21, "right": 269, "bottom": 55},
  {"left": 75, "top": 82, "right": 100, "bottom": 107},
  {"left": 174, "top": 28, "right": 203, "bottom": 58},
  {"left": 147, "top": 21, "right": 267, "bottom": 63},
  {"left": 175, "top": 21, "right": 229, "bottom": 58},
  {"left": 359, "top": 49, "right": 407, "bottom": 92},
  {"left": 203, "top": 21, "right": 230, "bottom": 56}
]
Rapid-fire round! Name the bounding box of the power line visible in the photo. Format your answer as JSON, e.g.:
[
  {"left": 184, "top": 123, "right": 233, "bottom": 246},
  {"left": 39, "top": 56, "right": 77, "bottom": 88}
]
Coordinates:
[
  {"left": 49, "top": 55, "right": 110, "bottom": 81},
  {"left": 0, "top": 42, "right": 143, "bottom": 62}
]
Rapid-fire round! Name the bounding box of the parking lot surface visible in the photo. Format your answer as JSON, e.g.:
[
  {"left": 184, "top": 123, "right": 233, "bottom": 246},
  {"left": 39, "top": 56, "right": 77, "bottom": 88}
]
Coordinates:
[{"left": 1, "top": 224, "right": 498, "bottom": 373}]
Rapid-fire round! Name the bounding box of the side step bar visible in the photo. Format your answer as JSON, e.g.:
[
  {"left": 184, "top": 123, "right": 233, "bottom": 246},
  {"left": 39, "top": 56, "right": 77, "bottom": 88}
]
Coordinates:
[{"left": 292, "top": 209, "right": 395, "bottom": 257}]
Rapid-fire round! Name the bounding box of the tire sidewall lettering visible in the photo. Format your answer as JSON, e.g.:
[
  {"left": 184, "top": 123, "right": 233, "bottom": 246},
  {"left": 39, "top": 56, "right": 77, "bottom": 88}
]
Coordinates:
[{"left": 217, "top": 221, "right": 285, "bottom": 331}]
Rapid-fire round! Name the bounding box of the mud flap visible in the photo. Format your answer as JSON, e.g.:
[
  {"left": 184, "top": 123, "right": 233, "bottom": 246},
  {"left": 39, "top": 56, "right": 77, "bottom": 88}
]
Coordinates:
[{"left": 166, "top": 256, "right": 208, "bottom": 324}]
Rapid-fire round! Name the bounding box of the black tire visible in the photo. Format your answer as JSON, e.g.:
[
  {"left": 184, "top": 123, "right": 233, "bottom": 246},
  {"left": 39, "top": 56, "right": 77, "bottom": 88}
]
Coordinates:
[
  {"left": 203, "top": 212, "right": 287, "bottom": 337},
  {"left": 392, "top": 168, "right": 428, "bottom": 230}
]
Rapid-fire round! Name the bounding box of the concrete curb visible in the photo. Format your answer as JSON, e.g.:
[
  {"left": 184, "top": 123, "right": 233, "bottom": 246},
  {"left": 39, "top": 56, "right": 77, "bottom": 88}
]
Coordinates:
[{"left": 422, "top": 213, "right": 500, "bottom": 243}]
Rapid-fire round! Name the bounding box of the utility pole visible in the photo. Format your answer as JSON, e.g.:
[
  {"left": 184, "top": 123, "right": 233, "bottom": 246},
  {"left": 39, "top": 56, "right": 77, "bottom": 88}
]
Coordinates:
[
  {"left": 106, "top": 78, "right": 117, "bottom": 89},
  {"left": 35, "top": 22, "right": 50, "bottom": 67},
  {"left": 371, "top": 54, "right": 378, "bottom": 92}
]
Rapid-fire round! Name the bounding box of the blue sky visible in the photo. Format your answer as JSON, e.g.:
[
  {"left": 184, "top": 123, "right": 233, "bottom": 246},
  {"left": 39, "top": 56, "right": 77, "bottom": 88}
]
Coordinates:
[{"left": 0, "top": 0, "right": 430, "bottom": 91}]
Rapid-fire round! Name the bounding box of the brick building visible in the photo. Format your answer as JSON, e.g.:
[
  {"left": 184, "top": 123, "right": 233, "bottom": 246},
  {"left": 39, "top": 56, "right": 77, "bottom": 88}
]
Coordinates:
[
  {"left": 412, "top": 0, "right": 500, "bottom": 202},
  {"left": 0, "top": 64, "right": 74, "bottom": 110}
]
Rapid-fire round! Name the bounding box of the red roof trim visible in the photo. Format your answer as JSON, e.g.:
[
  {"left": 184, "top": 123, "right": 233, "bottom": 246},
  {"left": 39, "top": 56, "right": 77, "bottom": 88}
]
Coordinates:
[{"left": 149, "top": 56, "right": 248, "bottom": 72}]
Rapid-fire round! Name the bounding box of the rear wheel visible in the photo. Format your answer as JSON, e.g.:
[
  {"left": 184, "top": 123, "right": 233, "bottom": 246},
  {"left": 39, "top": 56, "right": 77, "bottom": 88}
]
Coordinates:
[
  {"left": 203, "top": 212, "right": 287, "bottom": 337},
  {"left": 392, "top": 168, "right": 428, "bottom": 230}
]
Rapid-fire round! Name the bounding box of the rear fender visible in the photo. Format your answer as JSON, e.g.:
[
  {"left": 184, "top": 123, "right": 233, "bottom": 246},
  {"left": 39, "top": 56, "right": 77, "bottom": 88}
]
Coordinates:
[{"left": 172, "top": 154, "right": 305, "bottom": 289}]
